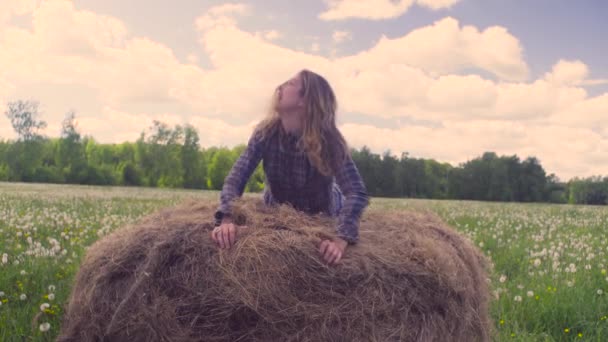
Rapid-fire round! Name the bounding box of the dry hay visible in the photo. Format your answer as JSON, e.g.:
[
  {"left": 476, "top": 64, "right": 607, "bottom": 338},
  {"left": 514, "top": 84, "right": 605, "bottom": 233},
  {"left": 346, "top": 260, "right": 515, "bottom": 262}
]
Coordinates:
[{"left": 57, "top": 198, "right": 492, "bottom": 342}]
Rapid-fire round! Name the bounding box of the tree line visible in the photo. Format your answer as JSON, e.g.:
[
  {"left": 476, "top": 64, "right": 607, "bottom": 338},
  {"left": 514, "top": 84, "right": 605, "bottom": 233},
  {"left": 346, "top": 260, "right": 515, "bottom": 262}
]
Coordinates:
[{"left": 2, "top": 100, "right": 607, "bottom": 205}]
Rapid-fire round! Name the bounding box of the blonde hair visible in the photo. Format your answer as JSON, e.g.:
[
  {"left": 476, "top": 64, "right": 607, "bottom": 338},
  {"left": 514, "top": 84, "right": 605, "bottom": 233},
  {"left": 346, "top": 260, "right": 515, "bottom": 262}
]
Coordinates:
[{"left": 255, "top": 69, "right": 349, "bottom": 176}]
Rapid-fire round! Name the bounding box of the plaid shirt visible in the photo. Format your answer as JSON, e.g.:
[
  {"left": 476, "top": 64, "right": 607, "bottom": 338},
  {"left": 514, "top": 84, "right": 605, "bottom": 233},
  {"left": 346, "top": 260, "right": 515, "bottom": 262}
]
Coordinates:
[{"left": 218, "top": 128, "right": 370, "bottom": 244}]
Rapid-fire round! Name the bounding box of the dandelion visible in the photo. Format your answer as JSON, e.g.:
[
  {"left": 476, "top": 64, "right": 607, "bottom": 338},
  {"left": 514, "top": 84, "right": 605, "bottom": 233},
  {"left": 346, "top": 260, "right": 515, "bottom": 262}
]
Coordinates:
[
  {"left": 39, "top": 322, "right": 50, "bottom": 332},
  {"left": 602, "top": 269, "right": 607, "bottom": 275},
  {"left": 40, "top": 303, "right": 50, "bottom": 311},
  {"left": 527, "top": 291, "right": 534, "bottom": 297},
  {"left": 517, "top": 284, "right": 524, "bottom": 290},
  {"left": 597, "top": 289, "right": 603, "bottom": 295},
  {"left": 534, "top": 258, "right": 541, "bottom": 267},
  {"left": 20, "top": 270, "right": 26, "bottom": 275},
  {"left": 578, "top": 332, "right": 583, "bottom": 338},
  {"left": 499, "top": 275, "right": 507, "bottom": 283},
  {"left": 565, "top": 328, "right": 570, "bottom": 333},
  {"left": 19, "top": 294, "right": 27, "bottom": 300},
  {"left": 1, "top": 253, "right": 7, "bottom": 264},
  {"left": 0, "top": 291, "right": 4, "bottom": 297},
  {"left": 514, "top": 295, "right": 522, "bottom": 302},
  {"left": 48, "top": 293, "right": 55, "bottom": 301},
  {"left": 567, "top": 281, "right": 574, "bottom": 287},
  {"left": 48, "top": 285, "right": 56, "bottom": 292},
  {"left": 499, "top": 319, "right": 505, "bottom": 325}
]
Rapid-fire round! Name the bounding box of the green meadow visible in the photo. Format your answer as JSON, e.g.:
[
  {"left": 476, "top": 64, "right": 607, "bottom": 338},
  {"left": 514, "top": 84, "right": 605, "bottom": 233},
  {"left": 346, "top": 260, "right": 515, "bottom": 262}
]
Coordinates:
[{"left": 1, "top": 182, "right": 607, "bottom": 341}]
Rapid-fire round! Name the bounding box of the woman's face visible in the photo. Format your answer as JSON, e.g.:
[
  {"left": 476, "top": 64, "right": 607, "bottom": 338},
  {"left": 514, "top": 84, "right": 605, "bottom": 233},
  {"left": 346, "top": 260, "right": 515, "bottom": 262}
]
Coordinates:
[{"left": 275, "top": 73, "right": 304, "bottom": 112}]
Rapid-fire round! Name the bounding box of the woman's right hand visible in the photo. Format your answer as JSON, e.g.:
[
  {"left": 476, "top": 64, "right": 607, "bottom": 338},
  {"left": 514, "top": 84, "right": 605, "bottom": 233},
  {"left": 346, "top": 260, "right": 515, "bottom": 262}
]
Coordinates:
[{"left": 211, "top": 220, "right": 239, "bottom": 249}]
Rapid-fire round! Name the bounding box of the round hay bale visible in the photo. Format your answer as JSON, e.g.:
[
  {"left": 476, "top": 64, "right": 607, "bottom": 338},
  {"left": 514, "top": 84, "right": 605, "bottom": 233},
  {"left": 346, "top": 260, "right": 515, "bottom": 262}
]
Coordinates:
[{"left": 57, "top": 198, "right": 492, "bottom": 342}]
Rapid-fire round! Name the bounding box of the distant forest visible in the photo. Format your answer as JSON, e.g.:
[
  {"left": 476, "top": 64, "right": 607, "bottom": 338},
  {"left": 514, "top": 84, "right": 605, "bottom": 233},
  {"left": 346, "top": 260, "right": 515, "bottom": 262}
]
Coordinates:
[{"left": 2, "top": 100, "right": 607, "bottom": 205}]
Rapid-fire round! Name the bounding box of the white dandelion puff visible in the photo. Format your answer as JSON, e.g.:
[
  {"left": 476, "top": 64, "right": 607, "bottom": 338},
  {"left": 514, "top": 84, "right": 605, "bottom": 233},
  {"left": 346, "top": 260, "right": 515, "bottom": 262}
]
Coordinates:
[{"left": 39, "top": 322, "right": 50, "bottom": 332}]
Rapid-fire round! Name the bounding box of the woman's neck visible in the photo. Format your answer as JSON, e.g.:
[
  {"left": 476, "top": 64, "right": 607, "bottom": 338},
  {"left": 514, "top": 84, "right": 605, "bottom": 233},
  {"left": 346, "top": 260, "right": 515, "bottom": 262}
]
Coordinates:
[{"left": 279, "top": 111, "right": 303, "bottom": 135}]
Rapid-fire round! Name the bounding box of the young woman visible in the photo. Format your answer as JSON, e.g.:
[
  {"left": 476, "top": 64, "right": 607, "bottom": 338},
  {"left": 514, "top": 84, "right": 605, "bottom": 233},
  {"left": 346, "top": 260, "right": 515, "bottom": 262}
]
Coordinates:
[{"left": 212, "top": 69, "right": 369, "bottom": 265}]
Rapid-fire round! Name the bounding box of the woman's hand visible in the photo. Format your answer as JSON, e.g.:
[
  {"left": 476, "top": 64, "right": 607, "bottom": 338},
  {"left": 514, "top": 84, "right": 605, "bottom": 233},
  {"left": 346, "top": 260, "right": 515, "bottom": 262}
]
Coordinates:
[
  {"left": 211, "top": 219, "right": 245, "bottom": 249},
  {"left": 319, "top": 238, "right": 348, "bottom": 265}
]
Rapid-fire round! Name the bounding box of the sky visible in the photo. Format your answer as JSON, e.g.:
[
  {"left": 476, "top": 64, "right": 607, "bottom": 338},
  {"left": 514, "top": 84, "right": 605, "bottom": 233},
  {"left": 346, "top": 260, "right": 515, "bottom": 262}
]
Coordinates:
[{"left": 1, "top": 0, "right": 607, "bottom": 181}]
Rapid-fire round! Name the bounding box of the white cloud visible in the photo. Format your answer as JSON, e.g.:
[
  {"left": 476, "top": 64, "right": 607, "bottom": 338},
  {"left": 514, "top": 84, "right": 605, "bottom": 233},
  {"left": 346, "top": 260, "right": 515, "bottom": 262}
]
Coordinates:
[
  {"left": 580, "top": 79, "right": 608, "bottom": 86},
  {"left": 196, "top": 3, "right": 249, "bottom": 31},
  {"left": 332, "top": 30, "right": 352, "bottom": 43},
  {"left": 0, "top": 1, "right": 606, "bottom": 180},
  {"left": 337, "top": 17, "right": 528, "bottom": 82},
  {"left": 311, "top": 42, "right": 320, "bottom": 52},
  {"left": 426, "top": 75, "right": 497, "bottom": 112},
  {"left": 416, "top": 0, "right": 461, "bottom": 10},
  {"left": 186, "top": 53, "right": 199, "bottom": 64},
  {"left": 319, "top": 0, "right": 415, "bottom": 21},
  {"left": 260, "top": 29, "right": 283, "bottom": 41},
  {"left": 0, "top": 0, "right": 40, "bottom": 24},
  {"left": 76, "top": 107, "right": 184, "bottom": 143},
  {"left": 545, "top": 59, "right": 589, "bottom": 86},
  {"left": 550, "top": 94, "right": 608, "bottom": 136},
  {"left": 340, "top": 120, "right": 608, "bottom": 180},
  {"left": 189, "top": 116, "right": 258, "bottom": 147},
  {"left": 319, "top": 0, "right": 460, "bottom": 21}
]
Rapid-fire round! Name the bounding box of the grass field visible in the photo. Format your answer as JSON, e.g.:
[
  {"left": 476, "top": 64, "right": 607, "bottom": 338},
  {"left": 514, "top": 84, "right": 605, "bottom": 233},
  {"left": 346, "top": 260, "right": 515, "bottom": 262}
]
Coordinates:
[{"left": 1, "top": 182, "right": 607, "bottom": 341}]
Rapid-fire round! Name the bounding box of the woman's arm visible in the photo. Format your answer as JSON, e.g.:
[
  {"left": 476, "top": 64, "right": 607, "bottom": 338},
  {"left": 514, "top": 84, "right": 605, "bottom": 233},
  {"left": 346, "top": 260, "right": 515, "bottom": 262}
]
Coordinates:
[
  {"left": 333, "top": 154, "right": 370, "bottom": 244},
  {"left": 217, "top": 131, "right": 265, "bottom": 216}
]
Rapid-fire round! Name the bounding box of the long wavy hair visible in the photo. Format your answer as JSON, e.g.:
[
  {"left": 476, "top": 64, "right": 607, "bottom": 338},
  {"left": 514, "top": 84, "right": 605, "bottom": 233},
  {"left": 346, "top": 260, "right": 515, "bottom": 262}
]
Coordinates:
[{"left": 254, "top": 69, "right": 349, "bottom": 176}]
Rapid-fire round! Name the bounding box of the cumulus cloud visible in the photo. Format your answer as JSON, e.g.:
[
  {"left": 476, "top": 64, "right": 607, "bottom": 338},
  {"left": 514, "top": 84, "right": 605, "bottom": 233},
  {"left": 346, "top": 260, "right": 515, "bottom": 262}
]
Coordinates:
[
  {"left": 0, "top": 0, "right": 606, "bottom": 179},
  {"left": 76, "top": 106, "right": 260, "bottom": 148},
  {"left": 319, "top": 0, "right": 460, "bottom": 21},
  {"left": 545, "top": 59, "right": 589, "bottom": 86},
  {"left": 0, "top": 0, "right": 41, "bottom": 24},
  {"left": 337, "top": 17, "right": 528, "bottom": 81},
  {"left": 332, "top": 30, "right": 352, "bottom": 43},
  {"left": 260, "top": 29, "right": 282, "bottom": 41},
  {"left": 340, "top": 120, "right": 608, "bottom": 180},
  {"left": 195, "top": 3, "right": 249, "bottom": 31},
  {"left": 416, "top": 0, "right": 461, "bottom": 10}
]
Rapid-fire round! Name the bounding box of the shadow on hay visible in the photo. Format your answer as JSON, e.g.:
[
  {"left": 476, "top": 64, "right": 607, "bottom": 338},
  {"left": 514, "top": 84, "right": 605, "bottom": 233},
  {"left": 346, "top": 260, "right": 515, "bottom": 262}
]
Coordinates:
[{"left": 57, "top": 198, "right": 492, "bottom": 342}]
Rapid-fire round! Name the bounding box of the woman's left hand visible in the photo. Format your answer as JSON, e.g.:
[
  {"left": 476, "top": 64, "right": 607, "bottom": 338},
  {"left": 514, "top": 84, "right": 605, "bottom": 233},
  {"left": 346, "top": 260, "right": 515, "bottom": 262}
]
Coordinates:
[{"left": 319, "top": 238, "right": 348, "bottom": 265}]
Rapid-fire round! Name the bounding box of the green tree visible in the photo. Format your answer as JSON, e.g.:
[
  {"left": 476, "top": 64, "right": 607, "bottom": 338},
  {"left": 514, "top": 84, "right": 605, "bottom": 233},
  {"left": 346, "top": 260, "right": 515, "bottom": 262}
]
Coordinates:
[
  {"left": 207, "top": 148, "right": 235, "bottom": 190},
  {"left": 182, "top": 124, "right": 206, "bottom": 189},
  {"left": 5, "top": 100, "right": 47, "bottom": 141},
  {"left": 4, "top": 100, "right": 48, "bottom": 181},
  {"left": 56, "top": 111, "right": 87, "bottom": 183}
]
